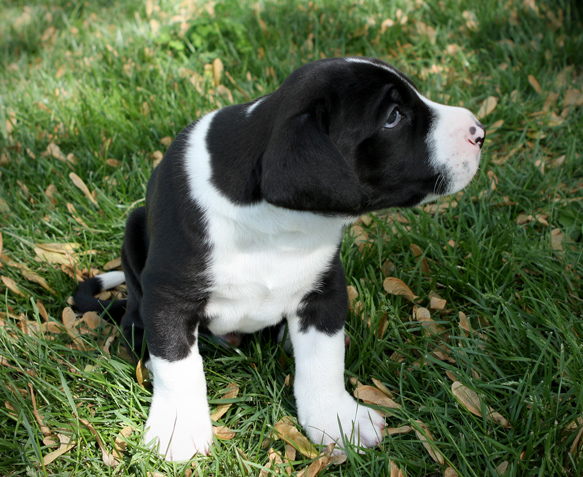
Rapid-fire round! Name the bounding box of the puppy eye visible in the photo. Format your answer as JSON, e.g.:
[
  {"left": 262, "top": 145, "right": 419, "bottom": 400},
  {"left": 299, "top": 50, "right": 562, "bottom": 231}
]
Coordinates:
[{"left": 384, "top": 107, "right": 402, "bottom": 129}]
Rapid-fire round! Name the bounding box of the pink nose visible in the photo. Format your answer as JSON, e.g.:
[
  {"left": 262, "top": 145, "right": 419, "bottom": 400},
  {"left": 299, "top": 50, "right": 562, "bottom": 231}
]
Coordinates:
[{"left": 469, "top": 121, "right": 486, "bottom": 148}]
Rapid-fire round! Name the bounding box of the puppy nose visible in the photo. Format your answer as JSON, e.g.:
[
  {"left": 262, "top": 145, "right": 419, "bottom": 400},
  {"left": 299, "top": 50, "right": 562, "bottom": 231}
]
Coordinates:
[{"left": 468, "top": 121, "right": 486, "bottom": 149}]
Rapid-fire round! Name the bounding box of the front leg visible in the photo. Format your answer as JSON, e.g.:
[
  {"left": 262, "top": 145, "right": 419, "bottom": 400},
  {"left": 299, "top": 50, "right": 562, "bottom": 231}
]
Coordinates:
[
  {"left": 289, "top": 319, "right": 385, "bottom": 450},
  {"left": 140, "top": 287, "right": 213, "bottom": 461},
  {"left": 144, "top": 335, "right": 213, "bottom": 461}
]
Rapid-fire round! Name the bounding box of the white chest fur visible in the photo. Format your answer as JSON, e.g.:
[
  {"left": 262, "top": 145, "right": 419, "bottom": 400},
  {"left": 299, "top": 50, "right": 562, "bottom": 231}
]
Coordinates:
[{"left": 183, "top": 112, "right": 351, "bottom": 335}]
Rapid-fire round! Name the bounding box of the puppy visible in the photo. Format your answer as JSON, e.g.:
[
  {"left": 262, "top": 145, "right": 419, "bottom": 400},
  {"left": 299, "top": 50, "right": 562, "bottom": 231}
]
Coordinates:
[{"left": 74, "top": 57, "right": 484, "bottom": 461}]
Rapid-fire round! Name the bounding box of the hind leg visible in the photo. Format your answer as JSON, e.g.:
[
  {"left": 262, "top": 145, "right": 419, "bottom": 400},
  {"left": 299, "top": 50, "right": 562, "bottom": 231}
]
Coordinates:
[{"left": 119, "top": 206, "right": 149, "bottom": 360}]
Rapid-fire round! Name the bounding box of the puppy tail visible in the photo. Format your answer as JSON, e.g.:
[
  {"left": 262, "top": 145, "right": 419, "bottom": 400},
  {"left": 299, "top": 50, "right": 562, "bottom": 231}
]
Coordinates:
[{"left": 73, "top": 271, "right": 127, "bottom": 323}]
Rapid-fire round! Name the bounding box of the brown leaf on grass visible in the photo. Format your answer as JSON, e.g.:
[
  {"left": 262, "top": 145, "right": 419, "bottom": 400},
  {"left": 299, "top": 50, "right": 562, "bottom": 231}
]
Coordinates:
[
  {"left": 67, "top": 203, "right": 90, "bottom": 229},
  {"left": 274, "top": 417, "right": 319, "bottom": 459},
  {"left": 413, "top": 307, "right": 445, "bottom": 336},
  {"left": 383, "top": 425, "right": 413, "bottom": 437},
  {"left": 213, "top": 425, "right": 236, "bottom": 440},
  {"left": 564, "top": 88, "right": 583, "bottom": 107},
  {"left": 210, "top": 382, "right": 239, "bottom": 421},
  {"left": 43, "top": 433, "right": 76, "bottom": 465},
  {"left": 212, "top": 58, "right": 224, "bottom": 87},
  {"left": 45, "top": 184, "right": 58, "bottom": 205},
  {"left": 414, "top": 420, "right": 444, "bottom": 464},
  {"left": 112, "top": 425, "right": 134, "bottom": 459},
  {"left": 390, "top": 460, "right": 407, "bottom": 477},
  {"left": 496, "top": 462, "right": 509, "bottom": 475},
  {"left": 0, "top": 231, "right": 3, "bottom": 257},
  {"left": 61, "top": 307, "right": 86, "bottom": 351},
  {"left": 350, "top": 224, "right": 369, "bottom": 251},
  {"left": 354, "top": 384, "right": 401, "bottom": 412},
  {"left": 451, "top": 381, "right": 512, "bottom": 428},
  {"left": 410, "top": 244, "right": 430, "bottom": 275},
  {"left": 106, "top": 158, "right": 121, "bottom": 167},
  {"left": 36, "top": 300, "right": 49, "bottom": 321},
  {"left": 372, "top": 378, "right": 394, "bottom": 399},
  {"left": 458, "top": 312, "right": 470, "bottom": 333},
  {"left": 429, "top": 293, "right": 447, "bottom": 310},
  {"left": 569, "top": 426, "right": 583, "bottom": 456},
  {"left": 104, "top": 257, "right": 122, "bottom": 270},
  {"left": 1, "top": 275, "right": 25, "bottom": 296},
  {"left": 136, "top": 359, "right": 150, "bottom": 388},
  {"left": 477, "top": 96, "right": 498, "bottom": 118},
  {"left": 21, "top": 269, "right": 56, "bottom": 294},
  {"left": 347, "top": 285, "right": 359, "bottom": 311},
  {"left": 444, "top": 467, "right": 458, "bottom": 477},
  {"left": 28, "top": 383, "right": 52, "bottom": 438},
  {"left": 69, "top": 172, "right": 98, "bottom": 206},
  {"left": 47, "top": 143, "right": 67, "bottom": 162},
  {"left": 161, "top": 136, "right": 173, "bottom": 147},
  {"left": 528, "top": 75, "right": 543, "bottom": 94},
  {"left": 383, "top": 277, "right": 418, "bottom": 302},
  {"left": 551, "top": 228, "right": 565, "bottom": 251},
  {"left": 80, "top": 418, "right": 119, "bottom": 467}
]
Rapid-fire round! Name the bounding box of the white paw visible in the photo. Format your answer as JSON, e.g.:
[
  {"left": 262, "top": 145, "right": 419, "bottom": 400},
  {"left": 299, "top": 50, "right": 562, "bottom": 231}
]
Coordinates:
[
  {"left": 144, "top": 397, "right": 213, "bottom": 461},
  {"left": 300, "top": 393, "right": 385, "bottom": 452}
]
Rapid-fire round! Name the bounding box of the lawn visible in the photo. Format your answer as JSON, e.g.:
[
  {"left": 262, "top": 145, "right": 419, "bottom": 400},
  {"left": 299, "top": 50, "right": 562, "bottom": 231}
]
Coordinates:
[{"left": 1, "top": 0, "right": 582, "bottom": 475}]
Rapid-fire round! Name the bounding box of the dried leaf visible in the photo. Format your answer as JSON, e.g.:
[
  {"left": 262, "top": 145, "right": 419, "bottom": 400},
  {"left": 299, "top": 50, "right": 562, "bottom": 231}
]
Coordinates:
[
  {"left": 47, "top": 143, "right": 67, "bottom": 162},
  {"left": 414, "top": 420, "right": 444, "bottom": 464},
  {"left": 1, "top": 275, "right": 25, "bottom": 296},
  {"left": 21, "top": 269, "right": 56, "bottom": 294},
  {"left": 496, "top": 462, "right": 509, "bottom": 475},
  {"left": 36, "top": 300, "right": 49, "bottom": 321},
  {"left": 274, "top": 417, "right": 319, "bottom": 459},
  {"left": 210, "top": 382, "right": 239, "bottom": 421},
  {"left": 213, "top": 425, "right": 236, "bottom": 440},
  {"left": 477, "top": 96, "right": 498, "bottom": 118},
  {"left": 43, "top": 433, "right": 76, "bottom": 465},
  {"left": 161, "top": 136, "right": 172, "bottom": 147},
  {"left": 390, "top": 460, "right": 407, "bottom": 477},
  {"left": 372, "top": 378, "right": 394, "bottom": 399},
  {"left": 112, "top": 425, "right": 134, "bottom": 459},
  {"left": 61, "top": 307, "right": 86, "bottom": 351},
  {"left": 136, "top": 359, "right": 150, "bottom": 387},
  {"left": 429, "top": 294, "right": 447, "bottom": 310},
  {"left": 451, "top": 382, "right": 512, "bottom": 428},
  {"left": 383, "top": 426, "right": 413, "bottom": 436},
  {"left": 80, "top": 418, "right": 119, "bottom": 467},
  {"left": 528, "top": 75, "right": 542, "bottom": 94},
  {"left": 410, "top": 244, "right": 430, "bottom": 275},
  {"left": 351, "top": 224, "right": 369, "bottom": 251},
  {"left": 104, "top": 257, "right": 122, "bottom": 271},
  {"left": 70, "top": 172, "right": 98, "bottom": 205},
  {"left": 551, "top": 228, "right": 565, "bottom": 251},
  {"left": 354, "top": 384, "right": 400, "bottom": 410},
  {"left": 383, "top": 277, "right": 418, "bottom": 302},
  {"left": 564, "top": 88, "right": 583, "bottom": 107},
  {"left": 212, "top": 58, "right": 224, "bottom": 87},
  {"left": 444, "top": 467, "right": 458, "bottom": 477}
]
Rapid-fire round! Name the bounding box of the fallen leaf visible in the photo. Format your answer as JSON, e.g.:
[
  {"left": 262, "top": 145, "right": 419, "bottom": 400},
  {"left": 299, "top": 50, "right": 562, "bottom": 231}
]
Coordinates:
[
  {"left": 390, "top": 460, "right": 407, "bottom": 477},
  {"left": 354, "top": 384, "right": 401, "bottom": 410},
  {"left": 451, "top": 382, "right": 512, "bottom": 428},
  {"left": 161, "top": 136, "right": 172, "bottom": 147},
  {"left": 46, "top": 143, "right": 67, "bottom": 162},
  {"left": 496, "top": 461, "right": 509, "bottom": 475},
  {"left": 136, "top": 359, "right": 150, "bottom": 387},
  {"left": 444, "top": 467, "right": 458, "bottom": 476},
  {"left": 274, "top": 417, "right": 319, "bottom": 459},
  {"left": 80, "top": 418, "right": 119, "bottom": 467},
  {"left": 112, "top": 425, "right": 134, "bottom": 459},
  {"left": 372, "top": 378, "right": 394, "bottom": 398},
  {"left": 410, "top": 244, "right": 430, "bottom": 275},
  {"left": 43, "top": 433, "right": 76, "bottom": 465},
  {"left": 350, "top": 224, "right": 369, "bottom": 251},
  {"left": 429, "top": 294, "right": 447, "bottom": 310},
  {"left": 383, "top": 277, "right": 418, "bottom": 302},
  {"left": 551, "top": 228, "right": 565, "bottom": 251},
  {"left": 212, "top": 58, "right": 224, "bottom": 87},
  {"left": 414, "top": 420, "right": 444, "bottom": 464},
  {"left": 563, "top": 88, "right": 583, "bottom": 107},
  {"left": 477, "top": 96, "right": 498, "bottom": 118},
  {"left": 21, "top": 269, "right": 56, "bottom": 294},
  {"left": 213, "top": 425, "right": 236, "bottom": 440},
  {"left": 383, "top": 426, "right": 413, "bottom": 436},
  {"left": 528, "top": 75, "right": 542, "bottom": 94},
  {"left": 210, "top": 382, "right": 239, "bottom": 421},
  {"left": 36, "top": 300, "right": 49, "bottom": 321},
  {"left": 1, "top": 275, "right": 25, "bottom": 296},
  {"left": 104, "top": 257, "right": 122, "bottom": 270},
  {"left": 70, "top": 172, "right": 98, "bottom": 205}
]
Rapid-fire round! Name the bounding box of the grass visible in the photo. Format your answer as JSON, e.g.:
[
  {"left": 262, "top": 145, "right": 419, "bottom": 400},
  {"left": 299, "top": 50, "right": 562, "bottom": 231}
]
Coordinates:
[{"left": 1, "top": 0, "right": 582, "bottom": 475}]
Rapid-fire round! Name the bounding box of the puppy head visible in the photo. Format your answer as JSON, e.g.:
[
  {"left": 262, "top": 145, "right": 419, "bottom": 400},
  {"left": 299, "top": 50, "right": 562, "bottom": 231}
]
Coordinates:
[{"left": 261, "top": 57, "right": 484, "bottom": 214}]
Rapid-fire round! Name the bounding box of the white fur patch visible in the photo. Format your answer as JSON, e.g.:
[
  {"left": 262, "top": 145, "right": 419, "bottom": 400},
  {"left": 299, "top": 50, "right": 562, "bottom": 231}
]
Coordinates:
[
  {"left": 97, "top": 271, "right": 126, "bottom": 290},
  {"left": 288, "top": 319, "right": 385, "bottom": 450},
  {"left": 144, "top": 342, "right": 213, "bottom": 461},
  {"left": 183, "top": 113, "right": 352, "bottom": 336},
  {"left": 246, "top": 96, "right": 266, "bottom": 116}
]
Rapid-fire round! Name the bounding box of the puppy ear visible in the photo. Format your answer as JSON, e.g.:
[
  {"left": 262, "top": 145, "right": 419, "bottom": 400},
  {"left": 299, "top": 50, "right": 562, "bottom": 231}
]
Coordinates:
[{"left": 261, "top": 107, "right": 362, "bottom": 213}]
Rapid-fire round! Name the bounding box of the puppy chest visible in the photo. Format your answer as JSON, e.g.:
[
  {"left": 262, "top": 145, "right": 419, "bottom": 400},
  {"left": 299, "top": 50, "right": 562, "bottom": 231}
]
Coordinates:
[{"left": 204, "top": 244, "right": 336, "bottom": 335}]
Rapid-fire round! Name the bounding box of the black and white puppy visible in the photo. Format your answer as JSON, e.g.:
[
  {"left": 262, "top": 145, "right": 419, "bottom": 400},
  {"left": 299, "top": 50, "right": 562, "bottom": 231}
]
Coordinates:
[{"left": 74, "top": 57, "right": 484, "bottom": 461}]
